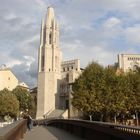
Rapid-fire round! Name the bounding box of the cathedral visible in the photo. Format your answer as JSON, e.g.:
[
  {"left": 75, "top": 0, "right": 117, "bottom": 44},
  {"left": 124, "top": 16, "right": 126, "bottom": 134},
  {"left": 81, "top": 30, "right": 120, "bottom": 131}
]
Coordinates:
[
  {"left": 36, "top": 7, "right": 81, "bottom": 119},
  {"left": 118, "top": 54, "right": 140, "bottom": 72}
]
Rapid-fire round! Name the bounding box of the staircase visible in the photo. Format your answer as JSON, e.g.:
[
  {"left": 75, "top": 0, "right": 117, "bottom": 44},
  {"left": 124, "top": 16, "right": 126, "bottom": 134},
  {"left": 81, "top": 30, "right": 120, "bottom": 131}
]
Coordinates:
[{"left": 46, "top": 109, "right": 66, "bottom": 119}]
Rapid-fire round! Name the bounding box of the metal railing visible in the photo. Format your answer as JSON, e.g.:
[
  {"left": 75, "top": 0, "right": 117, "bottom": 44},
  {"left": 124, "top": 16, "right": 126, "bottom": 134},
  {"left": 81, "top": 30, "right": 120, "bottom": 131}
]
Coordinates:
[{"left": 35, "top": 119, "right": 140, "bottom": 140}]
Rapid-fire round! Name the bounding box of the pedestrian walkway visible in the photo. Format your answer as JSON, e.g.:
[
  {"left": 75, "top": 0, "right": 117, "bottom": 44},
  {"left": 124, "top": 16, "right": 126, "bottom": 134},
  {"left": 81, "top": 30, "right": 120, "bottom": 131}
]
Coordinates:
[{"left": 24, "top": 126, "right": 84, "bottom": 140}]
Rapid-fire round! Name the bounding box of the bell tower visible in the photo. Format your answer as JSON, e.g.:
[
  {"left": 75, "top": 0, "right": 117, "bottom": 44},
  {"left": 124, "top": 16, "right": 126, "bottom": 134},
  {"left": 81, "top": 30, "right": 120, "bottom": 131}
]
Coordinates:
[{"left": 36, "top": 7, "right": 62, "bottom": 119}]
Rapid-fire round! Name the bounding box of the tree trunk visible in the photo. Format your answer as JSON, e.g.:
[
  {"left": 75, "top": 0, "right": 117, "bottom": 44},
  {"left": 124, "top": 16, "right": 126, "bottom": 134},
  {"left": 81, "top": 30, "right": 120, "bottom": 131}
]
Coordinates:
[
  {"left": 114, "top": 114, "right": 117, "bottom": 124},
  {"left": 100, "top": 114, "right": 103, "bottom": 122},
  {"left": 136, "top": 112, "right": 139, "bottom": 126},
  {"left": 89, "top": 115, "right": 92, "bottom": 121}
]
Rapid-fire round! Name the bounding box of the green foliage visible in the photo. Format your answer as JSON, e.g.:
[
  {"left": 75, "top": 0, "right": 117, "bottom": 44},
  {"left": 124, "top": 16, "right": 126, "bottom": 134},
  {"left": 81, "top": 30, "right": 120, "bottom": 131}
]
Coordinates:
[
  {"left": 0, "top": 88, "right": 19, "bottom": 118},
  {"left": 72, "top": 61, "right": 140, "bottom": 122},
  {"left": 28, "top": 96, "right": 36, "bottom": 118},
  {"left": 126, "top": 72, "right": 140, "bottom": 113},
  {"left": 72, "top": 62, "right": 105, "bottom": 116},
  {"left": 12, "top": 86, "right": 32, "bottom": 112}
]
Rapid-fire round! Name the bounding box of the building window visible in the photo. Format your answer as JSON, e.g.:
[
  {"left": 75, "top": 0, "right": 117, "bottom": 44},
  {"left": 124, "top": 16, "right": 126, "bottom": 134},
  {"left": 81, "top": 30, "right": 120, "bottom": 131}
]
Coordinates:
[
  {"left": 41, "top": 47, "right": 45, "bottom": 71},
  {"left": 8, "top": 77, "right": 10, "bottom": 80},
  {"left": 76, "top": 68, "right": 77, "bottom": 71},
  {"left": 49, "top": 33, "right": 52, "bottom": 44},
  {"left": 63, "top": 68, "right": 65, "bottom": 72},
  {"left": 71, "top": 66, "right": 73, "bottom": 69},
  {"left": 133, "top": 65, "right": 138, "bottom": 71},
  {"left": 67, "top": 67, "right": 69, "bottom": 71},
  {"left": 49, "top": 68, "right": 51, "bottom": 72}
]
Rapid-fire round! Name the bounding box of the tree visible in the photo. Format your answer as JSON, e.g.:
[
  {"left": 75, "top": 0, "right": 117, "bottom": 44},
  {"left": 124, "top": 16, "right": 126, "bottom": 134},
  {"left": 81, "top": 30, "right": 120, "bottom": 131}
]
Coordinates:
[
  {"left": 101, "top": 67, "right": 118, "bottom": 122},
  {"left": 72, "top": 61, "right": 140, "bottom": 123},
  {"left": 0, "top": 88, "right": 19, "bottom": 118},
  {"left": 94, "top": 67, "right": 128, "bottom": 122},
  {"left": 107, "top": 74, "right": 128, "bottom": 123},
  {"left": 72, "top": 62, "right": 105, "bottom": 120},
  {"left": 12, "top": 86, "right": 32, "bottom": 112},
  {"left": 126, "top": 72, "right": 140, "bottom": 125}
]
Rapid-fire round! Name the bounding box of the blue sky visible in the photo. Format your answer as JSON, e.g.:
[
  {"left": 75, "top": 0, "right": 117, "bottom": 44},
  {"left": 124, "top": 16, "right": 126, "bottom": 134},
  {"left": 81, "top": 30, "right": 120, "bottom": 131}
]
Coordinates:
[{"left": 0, "top": 0, "right": 140, "bottom": 87}]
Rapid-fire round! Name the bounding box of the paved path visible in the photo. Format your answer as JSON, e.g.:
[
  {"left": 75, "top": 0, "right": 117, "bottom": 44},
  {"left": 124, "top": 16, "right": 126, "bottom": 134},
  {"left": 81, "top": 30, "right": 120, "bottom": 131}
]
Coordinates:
[{"left": 23, "top": 126, "right": 84, "bottom": 140}]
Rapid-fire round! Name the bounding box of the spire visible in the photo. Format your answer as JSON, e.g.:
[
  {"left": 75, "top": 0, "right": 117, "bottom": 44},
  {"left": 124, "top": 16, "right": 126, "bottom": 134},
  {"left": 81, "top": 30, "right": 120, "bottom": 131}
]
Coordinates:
[
  {"left": 39, "top": 6, "right": 59, "bottom": 46},
  {"left": 46, "top": 7, "right": 55, "bottom": 26}
]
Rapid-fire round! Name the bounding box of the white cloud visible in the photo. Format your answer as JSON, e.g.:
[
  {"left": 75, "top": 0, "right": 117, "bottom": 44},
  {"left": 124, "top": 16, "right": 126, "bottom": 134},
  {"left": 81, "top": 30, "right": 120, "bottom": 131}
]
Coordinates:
[
  {"left": 124, "top": 24, "right": 140, "bottom": 45},
  {"left": 103, "top": 17, "right": 121, "bottom": 28},
  {"left": 4, "top": 13, "right": 17, "bottom": 20},
  {"left": 35, "top": 0, "right": 47, "bottom": 9},
  {"left": 6, "top": 60, "right": 22, "bottom": 67},
  {"left": 23, "top": 56, "right": 35, "bottom": 67},
  {"left": 1, "top": 0, "right": 140, "bottom": 87}
]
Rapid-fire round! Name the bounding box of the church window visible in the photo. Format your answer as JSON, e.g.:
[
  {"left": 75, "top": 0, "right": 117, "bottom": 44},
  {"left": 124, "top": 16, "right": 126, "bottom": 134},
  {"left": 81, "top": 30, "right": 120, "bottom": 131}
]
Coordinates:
[
  {"left": 71, "top": 66, "right": 73, "bottom": 69},
  {"left": 41, "top": 55, "right": 44, "bottom": 71},
  {"left": 63, "top": 68, "right": 65, "bottom": 72},
  {"left": 41, "top": 47, "right": 45, "bottom": 71},
  {"left": 76, "top": 68, "right": 77, "bottom": 71},
  {"left": 67, "top": 67, "right": 69, "bottom": 71},
  {"left": 49, "top": 33, "right": 52, "bottom": 44},
  {"left": 49, "top": 69, "right": 51, "bottom": 72},
  {"left": 133, "top": 65, "right": 138, "bottom": 71},
  {"left": 43, "top": 28, "right": 46, "bottom": 45},
  {"left": 66, "top": 74, "right": 69, "bottom": 82}
]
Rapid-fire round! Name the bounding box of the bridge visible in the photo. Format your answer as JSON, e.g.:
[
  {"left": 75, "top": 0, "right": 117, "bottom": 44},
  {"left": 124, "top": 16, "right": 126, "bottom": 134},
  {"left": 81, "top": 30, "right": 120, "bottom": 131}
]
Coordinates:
[{"left": 0, "top": 119, "right": 140, "bottom": 140}]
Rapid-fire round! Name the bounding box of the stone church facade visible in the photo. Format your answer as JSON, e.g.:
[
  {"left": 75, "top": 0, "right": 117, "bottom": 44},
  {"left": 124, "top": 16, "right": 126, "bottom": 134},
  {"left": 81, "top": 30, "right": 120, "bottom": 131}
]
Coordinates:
[
  {"left": 36, "top": 7, "right": 81, "bottom": 119},
  {"left": 118, "top": 54, "right": 140, "bottom": 72}
]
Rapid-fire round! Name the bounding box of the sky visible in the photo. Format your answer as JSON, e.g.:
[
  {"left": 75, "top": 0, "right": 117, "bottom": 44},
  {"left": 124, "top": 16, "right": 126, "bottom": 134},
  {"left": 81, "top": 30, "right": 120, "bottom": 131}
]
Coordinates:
[{"left": 0, "top": 0, "right": 140, "bottom": 88}]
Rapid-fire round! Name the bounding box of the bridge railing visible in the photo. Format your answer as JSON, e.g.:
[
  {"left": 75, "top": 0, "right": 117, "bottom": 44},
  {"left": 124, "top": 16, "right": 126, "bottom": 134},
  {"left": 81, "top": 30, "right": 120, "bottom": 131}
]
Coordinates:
[
  {"left": 35, "top": 119, "right": 140, "bottom": 140},
  {"left": 92, "top": 121, "right": 140, "bottom": 135},
  {"left": 0, "top": 119, "right": 27, "bottom": 140}
]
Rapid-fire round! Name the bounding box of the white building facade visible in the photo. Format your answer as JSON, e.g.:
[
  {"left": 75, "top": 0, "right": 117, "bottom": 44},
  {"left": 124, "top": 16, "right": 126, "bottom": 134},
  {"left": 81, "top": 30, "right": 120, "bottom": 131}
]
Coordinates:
[{"left": 118, "top": 54, "right": 140, "bottom": 72}]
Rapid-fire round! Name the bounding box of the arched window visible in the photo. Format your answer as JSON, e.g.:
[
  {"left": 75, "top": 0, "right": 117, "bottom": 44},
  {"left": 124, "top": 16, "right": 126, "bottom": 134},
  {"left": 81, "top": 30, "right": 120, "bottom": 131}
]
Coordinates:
[
  {"left": 49, "top": 33, "right": 52, "bottom": 44},
  {"left": 133, "top": 65, "right": 138, "bottom": 71},
  {"left": 41, "top": 47, "right": 45, "bottom": 71}
]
